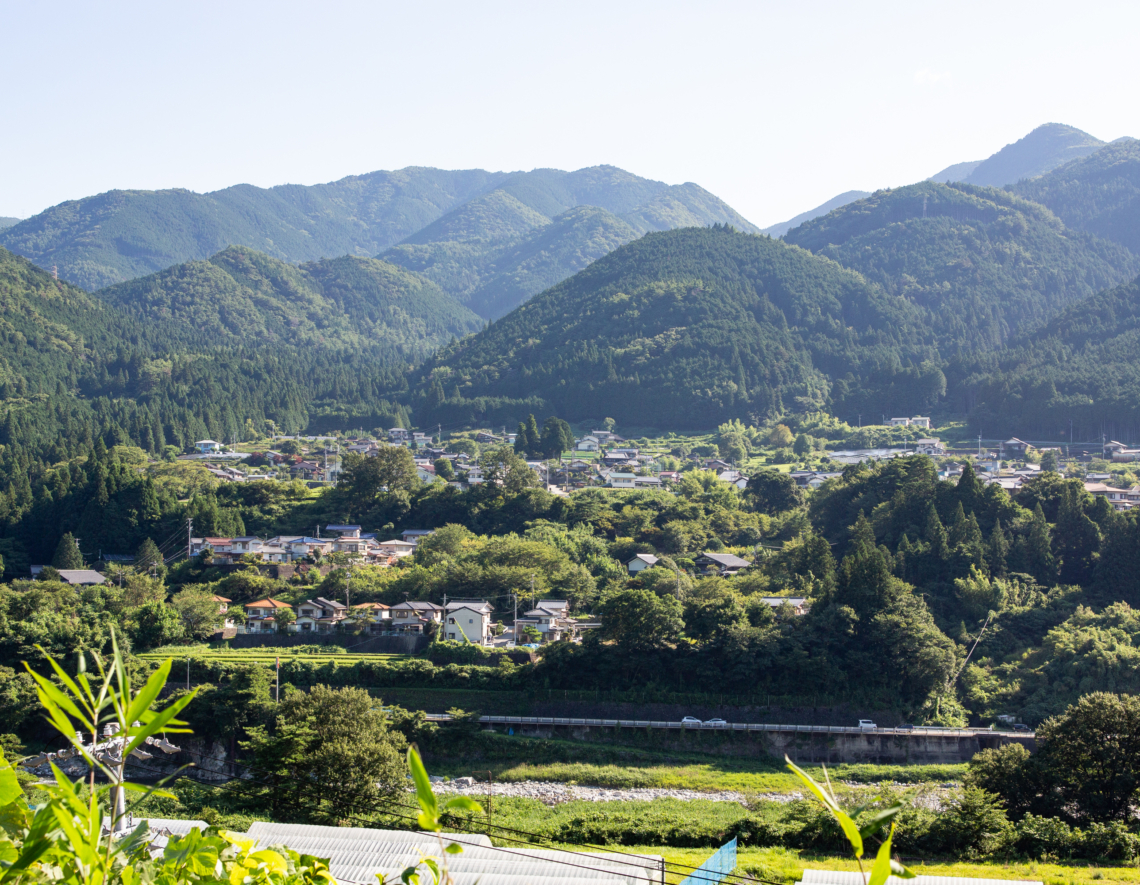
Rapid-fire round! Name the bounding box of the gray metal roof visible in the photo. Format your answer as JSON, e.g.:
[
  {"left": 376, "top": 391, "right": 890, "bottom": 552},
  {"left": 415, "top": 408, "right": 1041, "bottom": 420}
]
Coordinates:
[{"left": 244, "top": 822, "right": 660, "bottom": 885}]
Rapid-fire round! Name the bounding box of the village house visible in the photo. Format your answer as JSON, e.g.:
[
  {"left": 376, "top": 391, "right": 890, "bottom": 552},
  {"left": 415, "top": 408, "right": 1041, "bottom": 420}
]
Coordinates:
[
  {"left": 375, "top": 539, "right": 417, "bottom": 558},
  {"left": 716, "top": 469, "right": 749, "bottom": 489},
  {"left": 389, "top": 601, "right": 444, "bottom": 633},
  {"left": 195, "top": 439, "right": 224, "bottom": 453},
  {"left": 607, "top": 472, "right": 637, "bottom": 489},
  {"left": 575, "top": 436, "right": 600, "bottom": 452},
  {"left": 757, "top": 597, "right": 810, "bottom": 615},
  {"left": 401, "top": 529, "right": 434, "bottom": 545},
  {"left": 913, "top": 438, "right": 945, "bottom": 455},
  {"left": 388, "top": 428, "right": 409, "bottom": 442},
  {"left": 888, "top": 417, "right": 932, "bottom": 428},
  {"left": 1104, "top": 440, "right": 1140, "bottom": 462},
  {"left": 1083, "top": 482, "right": 1140, "bottom": 510},
  {"left": 444, "top": 599, "right": 494, "bottom": 644},
  {"left": 349, "top": 602, "right": 391, "bottom": 632},
  {"left": 243, "top": 599, "right": 292, "bottom": 632},
  {"left": 514, "top": 599, "right": 572, "bottom": 643},
  {"left": 213, "top": 595, "right": 235, "bottom": 628},
  {"left": 294, "top": 597, "right": 347, "bottom": 633},
  {"left": 695, "top": 551, "right": 751, "bottom": 576},
  {"left": 1001, "top": 438, "right": 1031, "bottom": 458},
  {"left": 625, "top": 553, "right": 659, "bottom": 575}
]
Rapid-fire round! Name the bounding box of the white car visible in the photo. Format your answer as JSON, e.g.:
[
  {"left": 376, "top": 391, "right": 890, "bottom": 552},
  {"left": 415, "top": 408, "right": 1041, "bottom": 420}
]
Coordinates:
[
  {"left": 704, "top": 718, "right": 728, "bottom": 728},
  {"left": 681, "top": 716, "right": 702, "bottom": 726},
  {"left": 858, "top": 719, "right": 877, "bottom": 730}
]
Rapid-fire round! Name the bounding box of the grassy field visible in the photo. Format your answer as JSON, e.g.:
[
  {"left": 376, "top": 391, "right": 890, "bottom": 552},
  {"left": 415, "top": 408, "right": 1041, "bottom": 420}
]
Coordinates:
[
  {"left": 427, "top": 733, "right": 964, "bottom": 794},
  {"left": 636, "top": 845, "right": 1135, "bottom": 885},
  {"left": 136, "top": 646, "right": 406, "bottom": 666}
]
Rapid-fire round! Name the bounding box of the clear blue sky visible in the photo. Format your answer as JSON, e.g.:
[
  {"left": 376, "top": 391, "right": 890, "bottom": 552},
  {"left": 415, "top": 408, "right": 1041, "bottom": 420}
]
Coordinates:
[{"left": 3, "top": 0, "right": 1138, "bottom": 227}]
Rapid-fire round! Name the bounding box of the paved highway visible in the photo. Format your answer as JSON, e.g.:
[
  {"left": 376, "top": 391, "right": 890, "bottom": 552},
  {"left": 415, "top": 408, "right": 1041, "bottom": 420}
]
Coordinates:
[{"left": 424, "top": 713, "right": 1034, "bottom": 738}]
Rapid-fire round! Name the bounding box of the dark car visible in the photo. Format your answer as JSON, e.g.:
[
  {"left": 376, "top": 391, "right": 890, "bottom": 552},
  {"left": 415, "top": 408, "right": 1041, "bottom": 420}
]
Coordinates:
[
  {"left": 1013, "top": 723, "right": 1031, "bottom": 732},
  {"left": 897, "top": 723, "right": 915, "bottom": 731}
]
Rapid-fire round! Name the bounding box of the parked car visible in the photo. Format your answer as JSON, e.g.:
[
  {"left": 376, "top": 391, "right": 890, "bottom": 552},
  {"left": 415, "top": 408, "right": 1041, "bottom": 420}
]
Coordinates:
[
  {"left": 704, "top": 718, "right": 728, "bottom": 728},
  {"left": 897, "top": 723, "right": 915, "bottom": 731},
  {"left": 1013, "top": 723, "right": 1031, "bottom": 732},
  {"left": 681, "top": 716, "right": 702, "bottom": 726},
  {"left": 858, "top": 719, "right": 877, "bottom": 730}
]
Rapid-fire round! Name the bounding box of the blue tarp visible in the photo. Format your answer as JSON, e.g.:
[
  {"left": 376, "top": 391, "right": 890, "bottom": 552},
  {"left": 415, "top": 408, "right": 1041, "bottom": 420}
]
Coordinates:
[{"left": 678, "top": 838, "right": 737, "bottom": 885}]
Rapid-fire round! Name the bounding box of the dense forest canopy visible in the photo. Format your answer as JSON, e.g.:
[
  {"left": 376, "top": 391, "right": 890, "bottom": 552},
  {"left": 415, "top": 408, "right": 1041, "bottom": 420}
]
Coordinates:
[
  {"left": 1010, "top": 137, "right": 1140, "bottom": 255},
  {"left": 414, "top": 226, "right": 949, "bottom": 429},
  {"left": 98, "top": 246, "right": 482, "bottom": 353},
  {"left": 784, "top": 181, "right": 1140, "bottom": 350}
]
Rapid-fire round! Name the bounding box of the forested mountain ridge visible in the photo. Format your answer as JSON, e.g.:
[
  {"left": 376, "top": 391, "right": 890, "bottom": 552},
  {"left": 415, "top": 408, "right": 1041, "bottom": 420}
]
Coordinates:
[
  {"left": 0, "top": 244, "right": 414, "bottom": 468},
  {"left": 378, "top": 166, "right": 762, "bottom": 317},
  {"left": 97, "top": 246, "right": 482, "bottom": 354},
  {"left": 416, "top": 226, "right": 942, "bottom": 429},
  {"left": 784, "top": 181, "right": 1140, "bottom": 349},
  {"left": 1010, "top": 138, "right": 1140, "bottom": 255},
  {"left": 0, "top": 218, "right": 19, "bottom": 230},
  {"left": 954, "top": 272, "right": 1140, "bottom": 440},
  {"left": 0, "top": 165, "right": 758, "bottom": 308}
]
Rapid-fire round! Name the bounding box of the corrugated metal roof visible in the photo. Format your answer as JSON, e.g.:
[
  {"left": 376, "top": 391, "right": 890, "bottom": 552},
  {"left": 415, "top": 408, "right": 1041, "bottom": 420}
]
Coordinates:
[
  {"left": 244, "top": 822, "right": 660, "bottom": 885},
  {"left": 801, "top": 872, "right": 1042, "bottom": 885}
]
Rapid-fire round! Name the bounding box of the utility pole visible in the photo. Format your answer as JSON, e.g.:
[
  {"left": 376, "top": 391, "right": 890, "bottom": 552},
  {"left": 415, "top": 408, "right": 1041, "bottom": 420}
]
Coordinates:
[
  {"left": 186, "top": 518, "right": 193, "bottom": 561},
  {"left": 275, "top": 657, "right": 280, "bottom": 704},
  {"left": 530, "top": 574, "right": 535, "bottom": 610},
  {"left": 186, "top": 658, "right": 190, "bottom": 692}
]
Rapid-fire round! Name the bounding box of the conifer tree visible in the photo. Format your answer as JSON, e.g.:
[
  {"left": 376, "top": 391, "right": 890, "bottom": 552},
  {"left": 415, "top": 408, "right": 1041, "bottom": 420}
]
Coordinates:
[
  {"left": 51, "top": 532, "right": 83, "bottom": 569},
  {"left": 987, "top": 519, "right": 1009, "bottom": 577}
]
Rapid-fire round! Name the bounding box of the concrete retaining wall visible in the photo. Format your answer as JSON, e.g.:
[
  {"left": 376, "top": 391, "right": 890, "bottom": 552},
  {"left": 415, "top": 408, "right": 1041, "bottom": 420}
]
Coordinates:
[
  {"left": 480, "top": 721, "right": 1034, "bottom": 764},
  {"left": 223, "top": 634, "right": 429, "bottom": 655}
]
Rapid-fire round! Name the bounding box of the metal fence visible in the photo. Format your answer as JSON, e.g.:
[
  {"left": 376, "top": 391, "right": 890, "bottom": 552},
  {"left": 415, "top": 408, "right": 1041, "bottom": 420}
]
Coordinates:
[{"left": 678, "top": 838, "right": 736, "bottom": 885}]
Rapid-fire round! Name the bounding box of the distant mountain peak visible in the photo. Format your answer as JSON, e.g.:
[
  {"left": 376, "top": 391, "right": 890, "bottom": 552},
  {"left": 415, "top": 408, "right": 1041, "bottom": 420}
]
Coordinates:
[{"left": 930, "top": 123, "right": 1105, "bottom": 188}]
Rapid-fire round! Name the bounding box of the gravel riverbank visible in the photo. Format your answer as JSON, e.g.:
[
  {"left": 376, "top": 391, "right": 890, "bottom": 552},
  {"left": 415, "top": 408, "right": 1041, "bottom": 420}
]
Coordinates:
[{"left": 429, "top": 779, "right": 799, "bottom": 806}]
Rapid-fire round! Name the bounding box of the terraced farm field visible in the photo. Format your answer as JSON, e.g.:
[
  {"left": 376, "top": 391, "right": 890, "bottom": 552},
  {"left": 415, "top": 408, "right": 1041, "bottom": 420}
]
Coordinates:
[{"left": 136, "top": 647, "right": 407, "bottom": 666}]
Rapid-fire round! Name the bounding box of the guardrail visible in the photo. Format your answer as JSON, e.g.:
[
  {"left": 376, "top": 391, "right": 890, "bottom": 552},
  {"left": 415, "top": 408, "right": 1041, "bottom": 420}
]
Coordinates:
[{"left": 425, "top": 713, "right": 1035, "bottom": 738}]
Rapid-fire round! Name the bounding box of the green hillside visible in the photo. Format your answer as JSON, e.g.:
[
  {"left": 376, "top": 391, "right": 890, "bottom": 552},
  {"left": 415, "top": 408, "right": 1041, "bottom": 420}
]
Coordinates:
[
  {"left": 381, "top": 169, "right": 759, "bottom": 318},
  {"left": 1010, "top": 138, "right": 1140, "bottom": 255},
  {"left": 382, "top": 199, "right": 641, "bottom": 319},
  {"left": 0, "top": 165, "right": 757, "bottom": 300},
  {"left": 0, "top": 244, "right": 414, "bottom": 460},
  {"left": 97, "top": 246, "right": 481, "bottom": 354},
  {"left": 417, "top": 226, "right": 937, "bottom": 429},
  {"left": 0, "top": 218, "right": 19, "bottom": 230},
  {"left": 784, "top": 181, "right": 1140, "bottom": 348},
  {"left": 956, "top": 273, "right": 1140, "bottom": 439}
]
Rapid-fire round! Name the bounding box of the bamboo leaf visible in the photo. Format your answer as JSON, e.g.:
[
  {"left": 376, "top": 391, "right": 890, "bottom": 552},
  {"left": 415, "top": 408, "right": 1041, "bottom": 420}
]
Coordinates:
[
  {"left": 124, "top": 690, "right": 196, "bottom": 755},
  {"left": 443, "top": 796, "right": 483, "bottom": 815},
  {"left": 407, "top": 747, "right": 438, "bottom": 823},
  {"left": 125, "top": 658, "right": 173, "bottom": 727},
  {"left": 868, "top": 823, "right": 895, "bottom": 885},
  {"left": 785, "top": 756, "right": 863, "bottom": 857},
  {"left": 858, "top": 802, "right": 904, "bottom": 840},
  {"left": 0, "top": 752, "right": 20, "bottom": 808}
]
